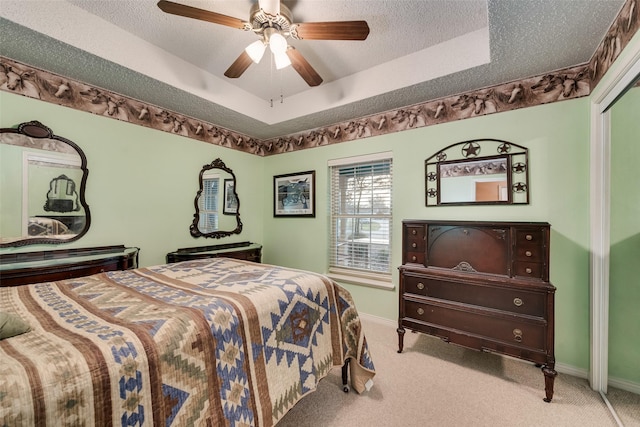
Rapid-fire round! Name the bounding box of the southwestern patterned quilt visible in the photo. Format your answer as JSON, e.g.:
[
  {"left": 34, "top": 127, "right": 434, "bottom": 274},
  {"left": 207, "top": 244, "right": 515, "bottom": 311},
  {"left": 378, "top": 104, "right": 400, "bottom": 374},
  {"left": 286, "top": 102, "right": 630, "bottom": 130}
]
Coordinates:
[{"left": 0, "top": 258, "right": 375, "bottom": 426}]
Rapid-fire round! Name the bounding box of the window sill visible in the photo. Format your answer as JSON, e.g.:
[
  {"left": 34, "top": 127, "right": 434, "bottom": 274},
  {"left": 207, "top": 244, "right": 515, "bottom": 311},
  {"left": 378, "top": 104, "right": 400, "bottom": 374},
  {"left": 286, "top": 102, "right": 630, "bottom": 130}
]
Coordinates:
[{"left": 327, "top": 268, "right": 394, "bottom": 290}]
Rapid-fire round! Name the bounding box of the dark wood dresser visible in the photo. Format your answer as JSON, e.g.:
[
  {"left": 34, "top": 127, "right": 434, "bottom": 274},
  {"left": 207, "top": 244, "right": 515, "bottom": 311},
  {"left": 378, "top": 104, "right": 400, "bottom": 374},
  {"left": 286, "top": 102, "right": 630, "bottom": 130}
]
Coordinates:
[
  {"left": 398, "top": 220, "right": 557, "bottom": 402},
  {"left": 166, "top": 241, "right": 262, "bottom": 263},
  {"left": 0, "top": 245, "right": 139, "bottom": 287}
]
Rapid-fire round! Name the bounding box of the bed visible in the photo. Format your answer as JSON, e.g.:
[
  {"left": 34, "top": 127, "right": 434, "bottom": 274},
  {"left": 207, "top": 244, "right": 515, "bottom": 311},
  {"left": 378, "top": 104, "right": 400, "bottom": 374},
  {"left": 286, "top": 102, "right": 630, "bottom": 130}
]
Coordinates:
[{"left": 0, "top": 257, "right": 375, "bottom": 426}]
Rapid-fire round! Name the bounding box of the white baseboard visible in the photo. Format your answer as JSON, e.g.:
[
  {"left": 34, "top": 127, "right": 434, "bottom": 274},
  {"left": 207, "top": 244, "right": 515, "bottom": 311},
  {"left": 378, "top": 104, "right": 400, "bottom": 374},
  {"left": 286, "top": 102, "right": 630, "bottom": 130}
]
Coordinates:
[
  {"left": 358, "top": 312, "right": 640, "bottom": 394},
  {"left": 551, "top": 365, "right": 640, "bottom": 394},
  {"left": 608, "top": 375, "right": 640, "bottom": 394},
  {"left": 556, "top": 362, "right": 588, "bottom": 379},
  {"left": 359, "top": 312, "right": 396, "bottom": 328}
]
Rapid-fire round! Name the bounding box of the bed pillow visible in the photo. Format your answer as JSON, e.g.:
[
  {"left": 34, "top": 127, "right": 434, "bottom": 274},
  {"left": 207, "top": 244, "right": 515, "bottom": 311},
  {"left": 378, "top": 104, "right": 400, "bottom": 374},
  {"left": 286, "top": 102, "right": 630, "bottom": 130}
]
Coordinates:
[{"left": 0, "top": 311, "right": 31, "bottom": 340}]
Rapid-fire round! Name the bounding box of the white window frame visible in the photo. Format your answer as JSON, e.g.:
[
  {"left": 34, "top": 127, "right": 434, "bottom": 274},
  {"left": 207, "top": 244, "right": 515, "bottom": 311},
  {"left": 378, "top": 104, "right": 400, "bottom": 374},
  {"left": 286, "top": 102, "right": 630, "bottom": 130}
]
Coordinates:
[{"left": 327, "top": 152, "right": 393, "bottom": 289}]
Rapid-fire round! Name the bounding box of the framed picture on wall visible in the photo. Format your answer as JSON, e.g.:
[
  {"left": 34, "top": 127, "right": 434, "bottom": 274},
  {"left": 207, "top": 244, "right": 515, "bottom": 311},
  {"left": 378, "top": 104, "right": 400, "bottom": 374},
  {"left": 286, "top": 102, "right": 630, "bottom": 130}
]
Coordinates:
[
  {"left": 223, "top": 179, "right": 238, "bottom": 215},
  {"left": 273, "top": 170, "right": 315, "bottom": 217}
]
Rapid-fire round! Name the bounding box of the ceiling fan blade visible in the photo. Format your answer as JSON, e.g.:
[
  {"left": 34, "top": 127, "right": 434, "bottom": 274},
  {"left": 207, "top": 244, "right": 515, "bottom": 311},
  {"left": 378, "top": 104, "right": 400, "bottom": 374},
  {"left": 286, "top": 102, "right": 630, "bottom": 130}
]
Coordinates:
[
  {"left": 286, "top": 46, "right": 323, "bottom": 87},
  {"left": 291, "top": 21, "right": 370, "bottom": 40},
  {"left": 258, "top": 0, "right": 280, "bottom": 16},
  {"left": 224, "top": 51, "right": 254, "bottom": 78},
  {"left": 157, "top": 0, "right": 246, "bottom": 30}
]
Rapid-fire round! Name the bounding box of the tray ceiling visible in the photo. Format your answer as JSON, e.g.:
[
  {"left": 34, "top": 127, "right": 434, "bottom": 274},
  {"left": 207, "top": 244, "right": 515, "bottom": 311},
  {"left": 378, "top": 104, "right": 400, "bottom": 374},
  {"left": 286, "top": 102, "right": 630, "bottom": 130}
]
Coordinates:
[{"left": 0, "top": 0, "right": 627, "bottom": 139}]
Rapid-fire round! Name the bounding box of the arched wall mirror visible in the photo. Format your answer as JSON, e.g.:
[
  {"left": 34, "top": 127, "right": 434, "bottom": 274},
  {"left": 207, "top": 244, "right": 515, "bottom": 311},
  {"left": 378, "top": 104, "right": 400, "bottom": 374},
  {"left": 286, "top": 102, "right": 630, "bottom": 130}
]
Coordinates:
[
  {"left": 425, "top": 139, "right": 529, "bottom": 206},
  {"left": 0, "top": 121, "right": 91, "bottom": 247},
  {"left": 190, "top": 158, "right": 242, "bottom": 239}
]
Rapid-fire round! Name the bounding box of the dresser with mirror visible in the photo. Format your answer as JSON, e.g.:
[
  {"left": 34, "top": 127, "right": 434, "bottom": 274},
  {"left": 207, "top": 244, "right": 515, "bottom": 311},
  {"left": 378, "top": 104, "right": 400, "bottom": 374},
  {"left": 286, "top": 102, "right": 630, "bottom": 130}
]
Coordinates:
[{"left": 398, "top": 220, "right": 556, "bottom": 402}]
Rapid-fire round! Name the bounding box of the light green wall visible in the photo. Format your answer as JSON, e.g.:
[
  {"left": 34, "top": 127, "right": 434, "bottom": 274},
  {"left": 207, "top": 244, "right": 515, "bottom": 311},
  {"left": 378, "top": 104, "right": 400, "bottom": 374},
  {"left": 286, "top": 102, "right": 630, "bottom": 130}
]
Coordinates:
[
  {"left": 609, "top": 85, "right": 640, "bottom": 384},
  {"left": 263, "top": 99, "right": 592, "bottom": 371},
  {"left": 0, "top": 91, "right": 265, "bottom": 266}
]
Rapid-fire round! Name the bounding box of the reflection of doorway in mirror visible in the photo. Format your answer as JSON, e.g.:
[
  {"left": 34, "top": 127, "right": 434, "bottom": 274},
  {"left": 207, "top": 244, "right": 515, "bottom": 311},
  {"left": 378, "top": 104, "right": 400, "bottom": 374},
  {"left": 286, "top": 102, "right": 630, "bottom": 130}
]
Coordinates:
[
  {"left": 23, "top": 152, "right": 82, "bottom": 238},
  {"left": 439, "top": 156, "right": 510, "bottom": 204},
  {"left": 475, "top": 180, "right": 508, "bottom": 201}
]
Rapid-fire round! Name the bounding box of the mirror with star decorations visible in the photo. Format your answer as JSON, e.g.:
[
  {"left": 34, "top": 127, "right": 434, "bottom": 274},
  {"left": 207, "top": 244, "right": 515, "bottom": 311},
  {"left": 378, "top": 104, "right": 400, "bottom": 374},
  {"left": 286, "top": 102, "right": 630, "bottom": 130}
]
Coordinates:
[{"left": 425, "top": 139, "right": 529, "bottom": 206}]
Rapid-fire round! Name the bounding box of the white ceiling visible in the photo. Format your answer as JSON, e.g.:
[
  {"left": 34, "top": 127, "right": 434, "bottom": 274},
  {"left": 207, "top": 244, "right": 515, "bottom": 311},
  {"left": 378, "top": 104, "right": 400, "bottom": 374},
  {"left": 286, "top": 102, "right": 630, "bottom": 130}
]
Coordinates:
[{"left": 0, "top": 0, "right": 626, "bottom": 139}]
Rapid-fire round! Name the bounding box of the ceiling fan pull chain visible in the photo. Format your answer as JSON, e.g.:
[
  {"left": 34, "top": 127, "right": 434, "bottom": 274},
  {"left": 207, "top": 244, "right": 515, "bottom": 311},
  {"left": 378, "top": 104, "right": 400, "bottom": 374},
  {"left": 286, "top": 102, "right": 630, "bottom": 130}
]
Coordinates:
[
  {"left": 268, "top": 53, "right": 274, "bottom": 108},
  {"left": 280, "top": 69, "right": 284, "bottom": 104}
]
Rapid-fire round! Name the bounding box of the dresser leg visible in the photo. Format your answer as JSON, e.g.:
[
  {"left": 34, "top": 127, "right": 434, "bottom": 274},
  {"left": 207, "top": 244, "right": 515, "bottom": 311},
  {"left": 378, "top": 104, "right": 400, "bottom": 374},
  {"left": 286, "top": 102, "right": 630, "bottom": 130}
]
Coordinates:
[
  {"left": 542, "top": 365, "right": 557, "bottom": 402},
  {"left": 397, "top": 327, "right": 405, "bottom": 353}
]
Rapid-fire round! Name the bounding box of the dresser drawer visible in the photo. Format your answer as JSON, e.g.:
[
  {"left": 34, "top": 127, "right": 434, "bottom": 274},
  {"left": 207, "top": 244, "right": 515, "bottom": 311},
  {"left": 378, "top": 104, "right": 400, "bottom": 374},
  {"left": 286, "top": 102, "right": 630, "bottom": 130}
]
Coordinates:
[
  {"left": 513, "top": 261, "right": 544, "bottom": 280},
  {"left": 404, "top": 299, "right": 547, "bottom": 351},
  {"left": 514, "top": 244, "right": 543, "bottom": 262},
  {"left": 405, "top": 252, "right": 425, "bottom": 264},
  {"left": 514, "top": 245, "right": 544, "bottom": 262},
  {"left": 402, "top": 273, "right": 546, "bottom": 316},
  {"left": 515, "top": 229, "right": 544, "bottom": 246}
]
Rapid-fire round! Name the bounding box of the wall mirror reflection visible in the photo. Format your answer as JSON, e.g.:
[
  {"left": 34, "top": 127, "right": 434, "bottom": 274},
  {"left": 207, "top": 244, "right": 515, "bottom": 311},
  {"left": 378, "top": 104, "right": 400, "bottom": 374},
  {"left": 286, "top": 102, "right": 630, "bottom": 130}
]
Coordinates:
[
  {"left": 190, "top": 158, "right": 242, "bottom": 239},
  {"left": 0, "top": 121, "right": 91, "bottom": 247},
  {"left": 425, "top": 139, "right": 529, "bottom": 206},
  {"left": 44, "top": 174, "right": 81, "bottom": 213}
]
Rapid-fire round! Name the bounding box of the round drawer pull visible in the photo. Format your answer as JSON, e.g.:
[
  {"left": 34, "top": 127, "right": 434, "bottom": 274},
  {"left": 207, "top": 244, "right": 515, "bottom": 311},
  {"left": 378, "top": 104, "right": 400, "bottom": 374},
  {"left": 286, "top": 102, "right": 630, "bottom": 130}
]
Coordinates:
[
  {"left": 412, "top": 242, "right": 417, "bottom": 248},
  {"left": 525, "top": 268, "right": 532, "bottom": 274},
  {"left": 412, "top": 255, "right": 417, "bottom": 262},
  {"left": 513, "top": 297, "right": 524, "bottom": 307},
  {"left": 526, "top": 234, "right": 533, "bottom": 241},
  {"left": 417, "top": 282, "right": 425, "bottom": 290},
  {"left": 513, "top": 328, "right": 523, "bottom": 342},
  {"left": 412, "top": 229, "right": 417, "bottom": 235},
  {"left": 525, "top": 251, "right": 532, "bottom": 257},
  {"left": 417, "top": 308, "right": 424, "bottom": 315}
]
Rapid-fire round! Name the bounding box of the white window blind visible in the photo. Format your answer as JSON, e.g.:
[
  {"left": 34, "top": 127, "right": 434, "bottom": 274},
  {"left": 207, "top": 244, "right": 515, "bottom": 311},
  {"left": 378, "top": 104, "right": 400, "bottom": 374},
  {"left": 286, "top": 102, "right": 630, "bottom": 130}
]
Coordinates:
[
  {"left": 199, "top": 174, "right": 219, "bottom": 233},
  {"left": 329, "top": 155, "right": 393, "bottom": 277}
]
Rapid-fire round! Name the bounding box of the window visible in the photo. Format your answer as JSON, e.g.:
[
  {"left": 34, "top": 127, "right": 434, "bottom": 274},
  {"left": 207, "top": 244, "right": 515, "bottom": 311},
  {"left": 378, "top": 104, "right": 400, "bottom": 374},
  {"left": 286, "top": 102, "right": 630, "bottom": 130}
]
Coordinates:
[
  {"left": 198, "top": 172, "right": 219, "bottom": 233},
  {"left": 329, "top": 152, "right": 393, "bottom": 288}
]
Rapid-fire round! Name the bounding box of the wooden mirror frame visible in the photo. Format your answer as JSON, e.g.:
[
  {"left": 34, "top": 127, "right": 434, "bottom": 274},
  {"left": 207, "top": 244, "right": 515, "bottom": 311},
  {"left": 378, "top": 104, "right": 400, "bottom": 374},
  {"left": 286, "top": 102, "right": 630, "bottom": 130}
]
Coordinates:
[
  {"left": 425, "top": 138, "right": 529, "bottom": 206},
  {"left": 190, "top": 158, "right": 243, "bottom": 239},
  {"left": 0, "top": 120, "right": 91, "bottom": 247}
]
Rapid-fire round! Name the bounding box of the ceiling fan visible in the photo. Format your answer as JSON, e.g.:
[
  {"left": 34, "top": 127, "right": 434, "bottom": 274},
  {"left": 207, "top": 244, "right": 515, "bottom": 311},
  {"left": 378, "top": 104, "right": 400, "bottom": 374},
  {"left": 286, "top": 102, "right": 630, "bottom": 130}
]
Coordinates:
[{"left": 157, "top": 0, "right": 370, "bottom": 87}]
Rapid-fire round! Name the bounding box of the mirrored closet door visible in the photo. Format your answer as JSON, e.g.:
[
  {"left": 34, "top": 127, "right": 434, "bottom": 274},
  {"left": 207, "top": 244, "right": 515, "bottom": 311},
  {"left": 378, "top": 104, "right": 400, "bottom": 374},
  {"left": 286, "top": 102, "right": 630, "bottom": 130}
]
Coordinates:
[{"left": 606, "top": 77, "right": 640, "bottom": 426}]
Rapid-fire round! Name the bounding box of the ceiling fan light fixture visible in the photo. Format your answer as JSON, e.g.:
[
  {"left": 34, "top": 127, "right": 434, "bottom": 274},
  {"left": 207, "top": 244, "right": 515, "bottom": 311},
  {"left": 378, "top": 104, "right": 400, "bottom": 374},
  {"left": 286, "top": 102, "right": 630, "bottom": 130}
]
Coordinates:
[
  {"left": 158, "top": 0, "right": 367, "bottom": 86},
  {"left": 245, "top": 40, "right": 266, "bottom": 63},
  {"left": 268, "top": 32, "right": 288, "bottom": 54},
  {"left": 274, "top": 51, "right": 292, "bottom": 69}
]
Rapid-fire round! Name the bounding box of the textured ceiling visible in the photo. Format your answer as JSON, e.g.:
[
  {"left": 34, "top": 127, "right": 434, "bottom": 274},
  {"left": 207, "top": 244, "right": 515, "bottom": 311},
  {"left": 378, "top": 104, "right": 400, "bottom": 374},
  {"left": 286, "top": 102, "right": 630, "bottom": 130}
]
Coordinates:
[{"left": 0, "top": 0, "right": 626, "bottom": 140}]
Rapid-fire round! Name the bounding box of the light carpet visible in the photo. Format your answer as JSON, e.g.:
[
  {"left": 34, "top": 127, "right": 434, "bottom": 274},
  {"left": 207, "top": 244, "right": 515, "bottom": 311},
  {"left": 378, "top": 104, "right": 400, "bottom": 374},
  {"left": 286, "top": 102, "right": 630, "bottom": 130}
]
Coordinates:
[{"left": 278, "top": 316, "right": 639, "bottom": 426}]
